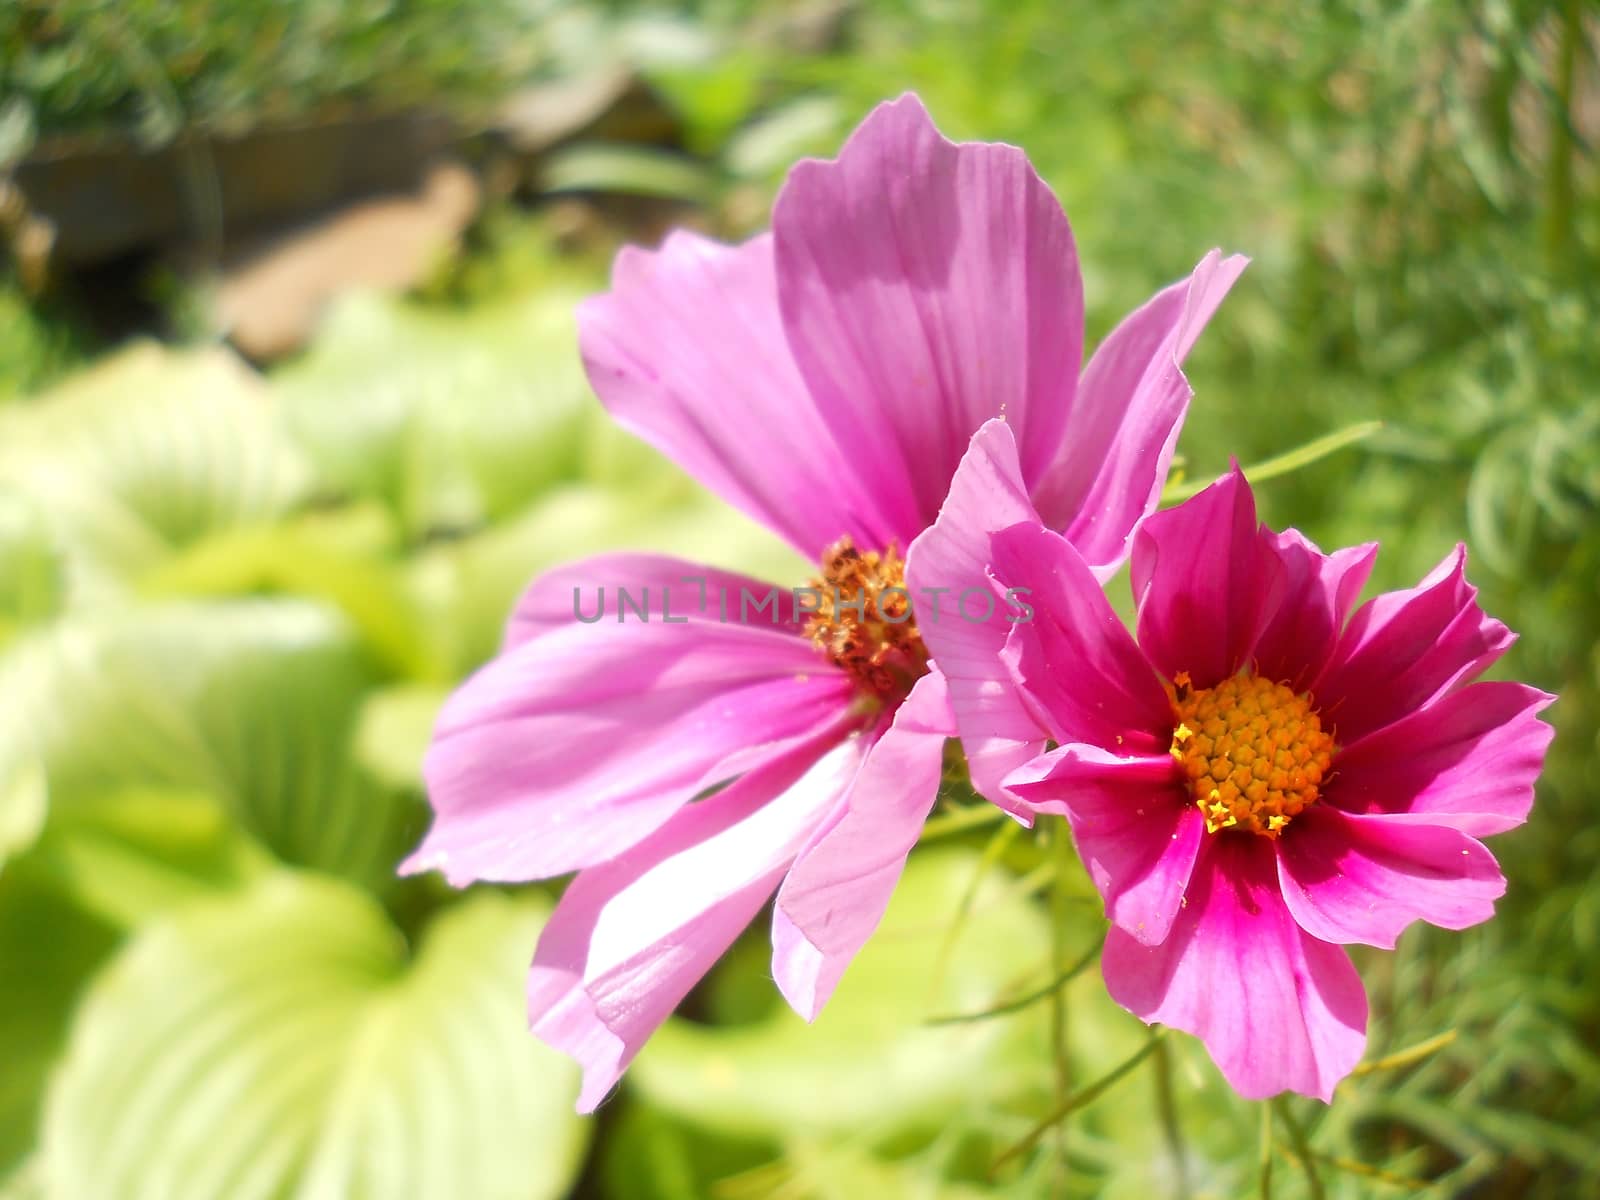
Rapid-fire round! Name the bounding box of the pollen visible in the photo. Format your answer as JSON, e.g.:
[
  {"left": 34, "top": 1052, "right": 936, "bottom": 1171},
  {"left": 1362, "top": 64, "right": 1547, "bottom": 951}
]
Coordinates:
[
  {"left": 1169, "top": 672, "right": 1336, "bottom": 837},
  {"left": 806, "top": 537, "right": 928, "bottom": 706}
]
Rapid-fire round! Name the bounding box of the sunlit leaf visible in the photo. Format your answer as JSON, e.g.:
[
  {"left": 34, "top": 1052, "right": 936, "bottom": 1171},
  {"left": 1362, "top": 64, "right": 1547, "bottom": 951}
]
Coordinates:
[
  {"left": 43, "top": 875, "right": 589, "bottom": 1200},
  {"left": 0, "top": 343, "right": 312, "bottom": 596},
  {"left": 0, "top": 600, "right": 412, "bottom": 884}
]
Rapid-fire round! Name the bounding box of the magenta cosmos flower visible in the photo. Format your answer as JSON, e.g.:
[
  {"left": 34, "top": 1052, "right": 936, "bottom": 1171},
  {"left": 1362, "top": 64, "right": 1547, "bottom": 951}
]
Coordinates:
[
  {"left": 908, "top": 419, "right": 1554, "bottom": 1101},
  {"left": 402, "top": 94, "right": 1245, "bottom": 1110}
]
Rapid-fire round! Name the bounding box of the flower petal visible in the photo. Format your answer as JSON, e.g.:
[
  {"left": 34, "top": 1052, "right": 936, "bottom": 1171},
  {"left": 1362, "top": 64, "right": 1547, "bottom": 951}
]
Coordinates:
[
  {"left": 904, "top": 419, "right": 1047, "bottom": 806},
  {"left": 1035, "top": 249, "right": 1249, "bottom": 574},
  {"left": 528, "top": 737, "right": 858, "bottom": 1111},
  {"left": 1312, "top": 545, "right": 1514, "bottom": 744},
  {"left": 1329, "top": 681, "right": 1555, "bottom": 836},
  {"left": 990, "top": 521, "right": 1173, "bottom": 756},
  {"left": 1007, "top": 745, "right": 1202, "bottom": 945},
  {"left": 1251, "top": 532, "right": 1378, "bottom": 691},
  {"left": 774, "top": 93, "right": 1084, "bottom": 542},
  {"left": 1130, "top": 466, "right": 1285, "bottom": 688},
  {"left": 579, "top": 230, "right": 893, "bottom": 555},
  {"left": 406, "top": 619, "right": 854, "bottom": 884},
  {"left": 1102, "top": 836, "right": 1367, "bottom": 1102},
  {"left": 1276, "top": 807, "right": 1505, "bottom": 950},
  {"left": 771, "top": 670, "right": 954, "bottom": 1019},
  {"left": 502, "top": 553, "right": 804, "bottom": 648}
]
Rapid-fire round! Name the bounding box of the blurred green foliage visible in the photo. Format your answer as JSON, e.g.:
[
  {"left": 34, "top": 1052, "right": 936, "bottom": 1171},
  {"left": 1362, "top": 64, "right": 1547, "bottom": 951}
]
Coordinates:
[{"left": 1, "top": 0, "right": 1597, "bottom": 1197}]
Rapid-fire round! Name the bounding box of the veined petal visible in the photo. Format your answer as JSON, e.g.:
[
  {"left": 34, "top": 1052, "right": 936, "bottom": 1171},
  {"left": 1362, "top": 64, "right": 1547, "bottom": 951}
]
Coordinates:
[
  {"left": 1276, "top": 807, "right": 1504, "bottom": 950},
  {"left": 1131, "top": 467, "right": 1285, "bottom": 689},
  {"left": 1329, "top": 681, "right": 1555, "bottom": 836},
  {"left": 579, "top": 230, "right": 893, "bottom": 555},
  {"left": 771, "top": 670, "right": 954, "bottom": 1019},
  {"left": 905, "top": 419, "right": 1048, "bottom": 807},
  {"left": 1251, "top": 533, "right": 1378, "bottom": 692},
  {"left": 528, "top": 737, "right": 859, "bottom": 1111},
  {"left": 1313, "top": 545, "right": 1513, "bottom": 744},
  {"left": 1006, "top": 745, "right": 1201, "bottom": 945},
  {"left": 774, "top": 94, "right": 1084, "bottom": 543},
  {"left": 1037, "top": 250, "right": 1249, "bottom": 574},
  {"left": 406, "top": 619, "right": 855, "bottom": 884},
  {"left": 1103, "top": 836, "right": 1367, "bottom": 1102},
  {"left": 990, "top": 522, "right": 1173, "bottom": 755},
  {"left": 503, "top": 553, "right": 804, "bottom": 648}
]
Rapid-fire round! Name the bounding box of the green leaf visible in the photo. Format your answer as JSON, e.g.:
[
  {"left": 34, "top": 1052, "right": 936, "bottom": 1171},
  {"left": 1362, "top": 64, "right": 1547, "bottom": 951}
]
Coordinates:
[
  {"left": 628, "top": 848, "right": 1056, "bottom": 1139},
  {"left": 354, "top": 685, "right": 448, "bottom": 792},
  {"left": 0, "top": 872, "right": 118, "bottom": 1175},
  {"left": 541, "top": 143, "right": 713, "bottom": 201},
  {"left": 0, "top": 599, "right": 413, "bottom": 884},
  {"left": 273, "top": 290, "right": 593, "bottom": 539},
  {"left": 0, "top": 343, "right": 312, "bottom": 593},
  {"left": 0, "top": 489, "right": 66, "bottom": 644},
  {"left": 43, "top": 875, "right": 589, "bottom": 1200}
]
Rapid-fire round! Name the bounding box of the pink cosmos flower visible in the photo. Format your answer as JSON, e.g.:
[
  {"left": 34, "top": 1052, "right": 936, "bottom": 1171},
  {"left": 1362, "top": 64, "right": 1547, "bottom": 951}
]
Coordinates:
[
  {"left": 907, "top": 419, "right": 1555, "bottom": 1100},
  {"left": 402, "top": 93, "right": 1245, "bottom": 1110}
]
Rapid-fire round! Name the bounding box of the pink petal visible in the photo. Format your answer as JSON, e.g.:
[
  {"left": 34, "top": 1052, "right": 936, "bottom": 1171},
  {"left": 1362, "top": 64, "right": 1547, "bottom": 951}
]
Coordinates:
[
  {"left": 771, "top": 670, "right": 955, "bottom": 1019},
  {"left": 1312, "top": 545, "right": 1513, "bottom": 744},
  {"left": 1007, "top": 745, "right": 1202, "bottom": 945},
  {"left": 904, "top": 419, "right": 1049, "bottom": 806},
  {"left": 1130, "top": 467, "right": 1285, "bottom": 689},
  {"left": 1035, "top": 250, "right": 1249, "bottom": 574},
  {"left": 773, "top": 93, "right": 1084, "bottom": 543},
  {"left": 503, "top": 553, "right": 804, "bottom": 649},
  {"left": 405, "top": 619, "right": 854, "bottom": 884},
  {"left": 1276, "top": 807, "right": 1505, "bottom": 950},
  {"left": 1329, "top": 681, "right": 1555, "bottom": 836},
  {"left": 1251, "top": 532, "right": 1378, "bottom": 691},
  {"left": 1103, "top": 836, "right": 1368, "bottom": 1102},
  {"left": 990, "top": 521, "right": 1173, "bottom": 756},
  {"left": 579, "top": 230, "right": 893, "bottom": 555},
  {"left": 528, "top": 736, "right": 859, "bottom": 1111}
]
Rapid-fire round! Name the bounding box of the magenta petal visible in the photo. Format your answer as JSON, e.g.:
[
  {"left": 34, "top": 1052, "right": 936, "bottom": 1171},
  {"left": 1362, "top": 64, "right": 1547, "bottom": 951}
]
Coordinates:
[
  {"left": 1330, "top": 681, "right": 1555, "bottom": 836},
  {"left": 1251, "top": 532, "right": 1378, "bottom": 691},
  {"left": 1276, "top": 807, "right": 1505, "bottom": 950},
  {"left": 774, "top": 94, "right": 1084, "bottom": 542},
  {"left": 1036, "top": 250, "right": 1249, "bottom": 574},
  {"left": 771, "top": 671, "right": 954, "bottom": 1019},
  {"left": 1130, "top": 467, "right": 1285, "bottom": 689},
  {"left": 904, "top": 419, "right": 1049, "bottom": 806},
  {"left": 579, "top": 230, "right": 892, "bottom": 554},
  {"left": 1313, "top": 545, "right": 1513, "bottom": 744},
  {"left": 1007, "top": 746, "right": 1202, "bottom": 945},
  {"left": 990, "top": 522, "right": 1173, "bottom": 755},
  {"left": 405, "top": 620, "right": 854, "bottom": 884},
  {"left": 503, "top": 553, "right": 805, "bottom": 648},
  {"left": 1103, "top": 837, "right": 1367, "bottom": 1101},
  {"left": 528, "top": 737, "right": 858, "bottom": 1111}
]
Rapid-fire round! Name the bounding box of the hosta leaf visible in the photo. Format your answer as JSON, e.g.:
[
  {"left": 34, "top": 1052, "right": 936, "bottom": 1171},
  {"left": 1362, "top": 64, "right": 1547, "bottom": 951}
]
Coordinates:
[
  {"left": 43, "top": 875, "right": 589, "bottom": 1200},
  {"left": 0, "top": 872, "right": 117, "bottom": 1176},
  {"left": 273, "top": 290, "right": 592, "bottom": 538},
  {"left": 0, "top": 343, "right": 312, "bottom": 596},
  {"left": 0, "top": 599, "right": 412, "bottom": 883},
  {"left": 0, "top": 489, "right": 66, "bottom": 643}
]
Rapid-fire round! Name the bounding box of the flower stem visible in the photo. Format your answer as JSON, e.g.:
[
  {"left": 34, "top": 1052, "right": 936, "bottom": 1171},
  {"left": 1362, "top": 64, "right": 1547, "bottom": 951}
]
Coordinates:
[
  {"left": 1153, "top": 1035, "right": 1190, "bottom": 1199},
  {"left": 1272, "top": 1098, "right": 1325, "bottom": 1200}
]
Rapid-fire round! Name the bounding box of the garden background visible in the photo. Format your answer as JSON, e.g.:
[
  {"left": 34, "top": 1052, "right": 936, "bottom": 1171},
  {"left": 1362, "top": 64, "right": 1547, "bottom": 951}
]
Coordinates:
[{"left": 1, "top": 1, "right": 1596, "bottom": 1196}]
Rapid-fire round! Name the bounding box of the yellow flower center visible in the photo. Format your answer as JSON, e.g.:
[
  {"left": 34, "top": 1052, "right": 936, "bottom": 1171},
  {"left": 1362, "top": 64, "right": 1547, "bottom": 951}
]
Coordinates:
[
  {"left": 1169, "top": 671, "right": 1336, "bottom": 837},
  {"left": 806, "top": 537, "right": 928, "bottom": 709}
]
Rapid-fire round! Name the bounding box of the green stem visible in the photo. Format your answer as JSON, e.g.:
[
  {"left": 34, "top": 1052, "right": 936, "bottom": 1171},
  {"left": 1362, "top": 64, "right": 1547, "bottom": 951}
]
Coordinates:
[
  {"left": 990, "top": 1033, "right": 1165, "bottom": 1176},
  {"left": 1153, "top": 1035, "right": 1190, "bottom": 1199},
  {"left": 1048, "top": 822, "right": 1075, "bottom": 1193},
  {"left": 1272, "top": 1098, "right": 1325, "bottom": 1200}
]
